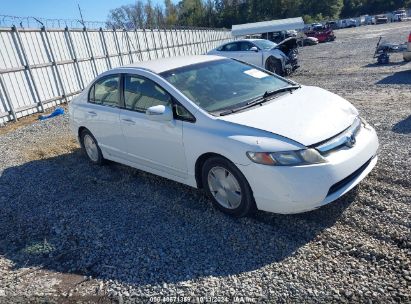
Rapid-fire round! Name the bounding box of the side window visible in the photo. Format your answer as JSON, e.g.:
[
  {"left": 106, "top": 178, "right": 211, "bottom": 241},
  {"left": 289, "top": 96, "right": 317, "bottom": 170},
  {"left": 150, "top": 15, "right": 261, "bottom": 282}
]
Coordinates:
[
  {"left": 124, "top": 75, "right": 172, "bottom": 112},
  {"left": 240, "top": 42, "right": 254, "bottom": 51},
  {"left": 222, "top": 42, "right": 239, "bottom": 52},
  {"left": 174, "top": 104, "right": 195, "bottom": 122},
  {"left": 89, "top": 75, "right": 120, "bottom": 107}
]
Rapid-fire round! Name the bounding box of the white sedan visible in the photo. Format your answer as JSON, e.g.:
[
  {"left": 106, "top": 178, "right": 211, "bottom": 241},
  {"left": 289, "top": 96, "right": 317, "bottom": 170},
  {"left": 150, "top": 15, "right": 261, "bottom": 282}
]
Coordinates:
[
  {"left": 208, "top": 39, "right": 297, "bottom": 76},
  {"left": 69, "top": 55, "right": 379, "bottom": 217}
]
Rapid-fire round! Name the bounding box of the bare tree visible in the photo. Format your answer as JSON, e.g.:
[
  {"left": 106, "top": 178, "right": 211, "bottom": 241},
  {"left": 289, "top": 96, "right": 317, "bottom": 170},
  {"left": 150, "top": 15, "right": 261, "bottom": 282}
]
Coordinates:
[{"left": 107, "top": 0, "right": 159, "bottom": 29}]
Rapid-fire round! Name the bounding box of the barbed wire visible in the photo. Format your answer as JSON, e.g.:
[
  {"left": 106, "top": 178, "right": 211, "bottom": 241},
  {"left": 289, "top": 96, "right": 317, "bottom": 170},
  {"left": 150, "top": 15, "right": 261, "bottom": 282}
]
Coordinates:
[
  {"left": 0, "top": 15, "right": 230, "bottom": 31},
  {"left": 0, "top": 15, "right": 108, "bottom": 29}
]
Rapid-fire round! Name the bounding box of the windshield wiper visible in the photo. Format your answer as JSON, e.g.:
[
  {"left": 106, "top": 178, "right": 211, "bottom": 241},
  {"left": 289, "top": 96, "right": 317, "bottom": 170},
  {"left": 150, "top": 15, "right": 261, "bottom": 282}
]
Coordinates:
[
  {"left": 263, "top": 85, "right": 301, "bottom": 98},
  {"left": 219, "top": 85, "right": 301, "bottom": 116},
  {"left": 219, "top": 96, "right": 265, "bottom": 116}
]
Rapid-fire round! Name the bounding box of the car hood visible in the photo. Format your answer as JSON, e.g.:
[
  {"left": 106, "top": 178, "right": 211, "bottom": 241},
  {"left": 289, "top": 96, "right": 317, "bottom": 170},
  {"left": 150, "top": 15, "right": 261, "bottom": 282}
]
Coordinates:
[{"left": 217, "top": 86, "right": 358, "bottom": 146}]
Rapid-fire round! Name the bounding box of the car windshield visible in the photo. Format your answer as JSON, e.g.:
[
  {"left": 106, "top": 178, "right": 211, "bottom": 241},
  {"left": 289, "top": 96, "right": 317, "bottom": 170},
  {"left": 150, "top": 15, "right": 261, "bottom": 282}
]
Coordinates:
[
  {"left": 161, "top": 59, "right": 291, "bottom": 113},
  {"left": 252, "top": 40, "right": 277, "bottom": 50}
]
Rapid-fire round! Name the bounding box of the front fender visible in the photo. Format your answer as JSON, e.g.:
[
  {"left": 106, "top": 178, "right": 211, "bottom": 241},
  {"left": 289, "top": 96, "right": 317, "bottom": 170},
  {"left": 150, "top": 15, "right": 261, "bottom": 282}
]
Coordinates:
[{"left": 264, "top": 50, "right": 286, "bottom": 68}]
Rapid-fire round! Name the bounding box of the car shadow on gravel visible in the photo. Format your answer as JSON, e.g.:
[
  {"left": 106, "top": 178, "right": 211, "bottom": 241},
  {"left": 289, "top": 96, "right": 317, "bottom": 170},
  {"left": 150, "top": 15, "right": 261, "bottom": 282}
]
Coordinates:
[
  {"left": 363, "top": 62, "right": 409, "bottom": 68},
  {"left": 376, "top": 70, "right": 411, "bottom": 85},
  {"left": 392, "top": 115, "right": 411, "bottom": 134},
  {"left": 0, "top": 151, "right": 355, "bottom": 286}
]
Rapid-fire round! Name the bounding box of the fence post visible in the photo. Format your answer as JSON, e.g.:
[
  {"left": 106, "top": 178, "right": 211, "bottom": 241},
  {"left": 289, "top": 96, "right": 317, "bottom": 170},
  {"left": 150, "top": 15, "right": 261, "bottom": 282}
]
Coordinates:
[
  {"left": 157, "top": 28, "right": 165, "bottom": 58},
  {"left": 183, "top": 27, "right": 190, "bottom": 55},
  {"left": 201, "top": 29, "right": 208, "bottom": 53},
  {"left": 170, "top": 27, "right": 178, "bottom": 57},
  {"left": 191, "top": 28, "right": 196, "bottom": 54},
  {"left": 83, "top": 27, "right": 98, "bottom": 76},
  {"left": 198, "top": 28, "right": 205, "bottom": 54},
  {"left": 180, "top": 28, "right": 186, "bottom": 56},
  {"left": 163, "top": 27, "right": 171, "bottom": 57},
  {"left": 123, "top": 29, "right": 133, "bottom": 64},
  {"left": 196, "top": 28, "right": 202, "bottom": 54},
  {"left": 186, "top": 28, "right": 192, "bottom": 55},
  {"left": 142, "top": 28, "right": 151, "bottom": 60},
  {"left": 99, "top": 28, "right": 112, "bottom": 69},
  {"left": 211, "top": 29, "right": 214, "bottom": 49},
  {"left": 11, "top": 25, "right": 44, "bottom": 112},
  {"left": 150, "top": 28, "right": 159, "bottom": 59},
  {"left": 0, "top": 74, "right": 17, "bottom": 121},
  {"left": 204, "top": 29, "right": 208, "bottom": 51},
  {"left": 174, "top": 28, "right": 184, "bottom": 56},
  {"left": 112, "top": 28, "right": 124, "bottom": 66},
  {"left": 134, "top": 28, "right": 143, "bottom": 61},
  {"left": 214, "top": 30, "right": 219, "bottom": 48},
  {"left": 64, "top": 27, "right": 85, "bottom": 89},
  {"left": 41, "top": 26, "right": 68, "bottom": 103}
]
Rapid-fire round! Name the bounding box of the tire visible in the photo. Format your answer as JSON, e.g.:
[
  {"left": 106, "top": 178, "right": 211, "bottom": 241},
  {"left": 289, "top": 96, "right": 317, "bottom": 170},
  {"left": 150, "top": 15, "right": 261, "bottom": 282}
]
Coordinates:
[
  {"left": 80, "top": 129, "right": 105, "bottom": 165},
  {"left": 265, "top": 57, "right": 283, "bottom": 76},
  {"left": 202, "top": 156, "right": 255, "bottom": 217}
]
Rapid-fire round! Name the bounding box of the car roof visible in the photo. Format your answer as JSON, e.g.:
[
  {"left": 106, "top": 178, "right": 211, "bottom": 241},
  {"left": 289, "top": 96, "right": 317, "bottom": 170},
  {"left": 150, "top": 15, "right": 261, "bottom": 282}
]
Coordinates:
[
  {"left": 117, "top": 55, "right": 225, "bottom": 74},
  {"left": 242, "top": 38, "right": 265, "bottom": 42}
]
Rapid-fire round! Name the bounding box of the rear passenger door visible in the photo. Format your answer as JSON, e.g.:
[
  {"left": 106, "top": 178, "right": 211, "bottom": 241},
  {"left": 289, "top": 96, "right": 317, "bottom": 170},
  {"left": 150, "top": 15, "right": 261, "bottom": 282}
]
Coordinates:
[
  {"left": 81, "top": 74, "right": 125, "bottom": 158},
  {"left": 119, "top": 74, "right": 188, "bottom": 179}
]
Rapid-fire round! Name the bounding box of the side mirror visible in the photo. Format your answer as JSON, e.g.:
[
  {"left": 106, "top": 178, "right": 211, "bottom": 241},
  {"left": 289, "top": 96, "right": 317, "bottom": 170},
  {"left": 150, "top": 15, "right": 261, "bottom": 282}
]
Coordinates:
[
  {"left": 250, "top": 46, "right": 259, "bottom": 52},
  {"left": 145, "top": 105, "right": 173, "bottom": 121}
]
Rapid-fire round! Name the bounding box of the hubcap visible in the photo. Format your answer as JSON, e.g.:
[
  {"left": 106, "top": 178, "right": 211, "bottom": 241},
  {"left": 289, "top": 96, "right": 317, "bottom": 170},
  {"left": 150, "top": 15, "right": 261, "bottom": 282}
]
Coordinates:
[
  {"left": 207, "top": 167, "right": 242, "bottom": 209},
  {"left": 83, "top": 134, "right": 99, "bottom": 162}
]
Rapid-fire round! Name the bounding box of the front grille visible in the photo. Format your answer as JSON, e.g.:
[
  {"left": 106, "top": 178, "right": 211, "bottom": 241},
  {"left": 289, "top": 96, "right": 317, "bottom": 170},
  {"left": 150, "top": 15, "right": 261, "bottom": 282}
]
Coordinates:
[
  {"left": 327, "top": 157, "right": 373, "bottom": 196},
  {"left": 313, "top": 117, "right": 362, "bottom": 155}
]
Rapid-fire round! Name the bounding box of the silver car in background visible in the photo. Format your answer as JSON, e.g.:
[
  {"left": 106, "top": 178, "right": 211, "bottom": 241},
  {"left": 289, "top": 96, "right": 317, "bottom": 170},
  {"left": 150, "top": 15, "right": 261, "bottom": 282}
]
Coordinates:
[{"left": 208, "top": 39, "right": 299, "bottom": 76}]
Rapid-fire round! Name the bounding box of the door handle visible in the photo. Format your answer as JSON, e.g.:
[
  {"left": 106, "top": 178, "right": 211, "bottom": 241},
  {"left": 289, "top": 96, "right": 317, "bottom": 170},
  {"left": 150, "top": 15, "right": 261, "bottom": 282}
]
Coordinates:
[
  {"left": 87, "top": 111, "right": 97, "bottom": 117},
  {"left": 122, "top": 118, "right": 136, "bottom": 125}
]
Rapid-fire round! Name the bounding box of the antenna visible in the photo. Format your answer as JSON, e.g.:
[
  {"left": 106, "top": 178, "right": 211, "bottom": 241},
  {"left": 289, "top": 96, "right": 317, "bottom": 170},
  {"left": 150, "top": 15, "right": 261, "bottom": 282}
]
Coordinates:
[{"left": 78, "top": 4, "right": 85, "bottom": 26}]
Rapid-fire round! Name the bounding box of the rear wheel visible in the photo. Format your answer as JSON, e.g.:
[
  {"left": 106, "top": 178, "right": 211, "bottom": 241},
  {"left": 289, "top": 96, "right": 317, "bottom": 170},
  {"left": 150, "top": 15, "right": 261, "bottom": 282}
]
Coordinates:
[
  {"left": 202, "top": 156, "right": 255, "bottom": 217},
  {"left": 265, "top": 57, "right": 283, "bottom": 76},
  {"left": 80, "top": 129, "right": 104, "bottom": 165}
]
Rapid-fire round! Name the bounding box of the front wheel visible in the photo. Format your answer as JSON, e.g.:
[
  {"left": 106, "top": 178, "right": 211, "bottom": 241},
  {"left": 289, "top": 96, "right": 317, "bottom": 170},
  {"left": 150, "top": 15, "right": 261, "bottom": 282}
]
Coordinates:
[
  {"left": 202, "top": 157, "right": 255, "bottom": 217},
  {"left": 265, "top": 57, "right": 283, "bottom": 76}
]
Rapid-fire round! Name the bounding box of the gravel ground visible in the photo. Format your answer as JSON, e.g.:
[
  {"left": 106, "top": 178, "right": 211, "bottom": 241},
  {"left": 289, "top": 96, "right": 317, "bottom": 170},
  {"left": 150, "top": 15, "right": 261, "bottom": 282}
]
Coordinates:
[{"left": 0, "top": 22, "right": 410, "bottom": 303}]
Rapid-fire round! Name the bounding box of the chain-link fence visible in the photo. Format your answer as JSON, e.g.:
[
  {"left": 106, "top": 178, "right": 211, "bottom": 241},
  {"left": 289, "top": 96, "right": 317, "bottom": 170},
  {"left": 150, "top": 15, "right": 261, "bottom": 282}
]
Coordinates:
[{"left": 0, "top": 16, "right": 233, "bottom": 124}]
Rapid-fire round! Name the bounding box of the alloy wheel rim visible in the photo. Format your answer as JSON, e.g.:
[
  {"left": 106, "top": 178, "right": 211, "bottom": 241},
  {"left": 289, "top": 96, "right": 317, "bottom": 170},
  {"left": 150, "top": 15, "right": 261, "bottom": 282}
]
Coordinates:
[
  {"left": 84, "top": 134, "right": 99, "bottom": 162},
  {"left": 207, "top": 166, "right": 242, "bottom": 209}
]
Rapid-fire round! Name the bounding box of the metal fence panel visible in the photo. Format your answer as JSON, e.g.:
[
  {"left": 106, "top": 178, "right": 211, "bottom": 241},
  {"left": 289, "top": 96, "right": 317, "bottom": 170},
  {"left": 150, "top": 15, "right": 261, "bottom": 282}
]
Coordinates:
[{"left": 0, "top": 26, "right": 232, "bottom": 124}]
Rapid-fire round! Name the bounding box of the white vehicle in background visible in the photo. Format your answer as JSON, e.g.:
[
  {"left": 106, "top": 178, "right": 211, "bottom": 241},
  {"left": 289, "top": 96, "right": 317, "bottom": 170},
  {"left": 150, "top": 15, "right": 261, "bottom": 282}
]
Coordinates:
[
  {"left": 345, "top": 19, "right": 358, "bottom": 28},
  {"left": 207, "top": 39, "right": 299, "bottom": 76},
  {"left": 392, "top": 9, "right": 407, "bottom": 22},
  {"left": 404, "top": 32, "right": 411, "bottom": 61},
  {"left": 69, "top": 55, "right": 379, "bottom": 217},
  {"left": 365, "top": 15, "right": 376, "bottom": 25}
]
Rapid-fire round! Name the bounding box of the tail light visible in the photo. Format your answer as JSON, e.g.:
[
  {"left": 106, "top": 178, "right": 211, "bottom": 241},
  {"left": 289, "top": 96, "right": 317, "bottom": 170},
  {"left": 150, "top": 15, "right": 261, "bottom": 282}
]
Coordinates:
[{"left": 409, "top": 32, "right": 411, "bottom": 43}]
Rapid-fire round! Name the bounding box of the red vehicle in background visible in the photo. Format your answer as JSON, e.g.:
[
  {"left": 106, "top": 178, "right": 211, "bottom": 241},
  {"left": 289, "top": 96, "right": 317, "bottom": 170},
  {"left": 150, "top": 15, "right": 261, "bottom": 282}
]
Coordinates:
[{"left": 305, "top": 25, "right": 336, "bottom": 43}]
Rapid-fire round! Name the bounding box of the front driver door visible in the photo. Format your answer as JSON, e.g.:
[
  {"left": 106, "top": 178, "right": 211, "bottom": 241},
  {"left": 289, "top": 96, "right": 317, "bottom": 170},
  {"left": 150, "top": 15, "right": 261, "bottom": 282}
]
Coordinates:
[
  {"left": 237, "top": 41, "right": 263, "bottom": 66},
  {"left": 119, "top": 74, "right": 187, "bottom": 179},
  {"left": 219, "top": 42, "right": 242, "bottom": 60}
]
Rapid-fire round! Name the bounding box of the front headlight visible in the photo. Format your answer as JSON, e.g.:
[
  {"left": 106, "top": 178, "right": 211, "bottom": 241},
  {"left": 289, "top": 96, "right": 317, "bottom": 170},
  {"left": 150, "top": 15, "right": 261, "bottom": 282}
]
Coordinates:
[{"left": 246, "top": 149, "right": 326, "bottom": 166}]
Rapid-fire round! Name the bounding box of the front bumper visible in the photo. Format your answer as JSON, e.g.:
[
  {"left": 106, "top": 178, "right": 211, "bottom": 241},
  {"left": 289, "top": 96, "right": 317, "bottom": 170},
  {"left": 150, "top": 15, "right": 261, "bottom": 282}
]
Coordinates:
[{"left": 239, "top": 125, "right": 379, "bottom": 214}]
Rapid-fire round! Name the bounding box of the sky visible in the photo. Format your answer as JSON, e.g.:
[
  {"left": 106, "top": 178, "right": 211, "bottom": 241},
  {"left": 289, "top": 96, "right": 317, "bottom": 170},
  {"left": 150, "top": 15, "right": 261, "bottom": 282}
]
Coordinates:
[{"left": 1, "top": 0, "right": 173, "bottom": 22}]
